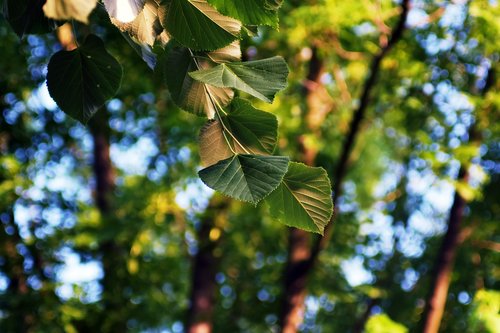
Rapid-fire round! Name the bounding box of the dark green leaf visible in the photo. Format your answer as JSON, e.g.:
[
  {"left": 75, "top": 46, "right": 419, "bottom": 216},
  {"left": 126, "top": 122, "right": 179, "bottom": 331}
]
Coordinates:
[
  {"left": 160, "top": 0, "right": 240, "bottom": 51},
  {"left": 4, "top": 0, "right": 58, "bottom": 37},
  {"left": 266, "top": 162, "right": 333, "bottom": 234},
  {"left": 207, "top": 0, "right": 282, "bottom": 28},
  {"left": 189, "top": 56, "right": 288, "bottom": 102},
  {"left": 199, "top": 154, "right": 289, "bottom": 204},
  {"left": 46, "top": 34, "right": 123, "bottom": 124}
]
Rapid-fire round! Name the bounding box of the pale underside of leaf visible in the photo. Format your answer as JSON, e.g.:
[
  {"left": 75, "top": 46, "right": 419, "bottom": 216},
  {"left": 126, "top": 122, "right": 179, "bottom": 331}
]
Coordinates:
[
  {"left": 43, "top": 0, "right": 97, "bottom": 23},
  {"left": 207, "top": 41, "right": 241, "bottom": 63},
  {"left": 165, "top": 46, "right": 233, "bottom": 118},
  {"left": 111, "top": 0, "right": 166, "bottom": 46},
  {"left": 267, "top": 162, "right": 333, "bottom": 234},
  {"left": 199, "top": 119, "right": 233, "bottom": 166},
  {"left": 199, "top": 154, "right": 289, "bottom": 204},
  {"left": 104, "top": 0, "right": 145, "bottom": 23}
]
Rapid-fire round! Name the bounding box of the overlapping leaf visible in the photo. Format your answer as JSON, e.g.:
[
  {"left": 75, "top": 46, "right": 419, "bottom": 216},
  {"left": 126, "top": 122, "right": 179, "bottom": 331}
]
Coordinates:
[
  {"left": 189, "top": 56, "right": 288, "bottom": 102},
  {"left": 104, "top": 0, "right": 145, "bottom": 23},
  {"left": 4, "top": 0, "right": 57, "bottom": 37},
  {"left": 207, "top": 0, "right": 283, "bottom": 28},
  {"left": 266, "top": 162, "right": 333, "bottom": 234},
  {"left": 199, "top": 154, "right": 289, "bottom": 204},
  {"left": 164, "top": 46, "right": 234, "bottom": 118},
  {"left": 160, "top": 0, "right": 240, "bottom": 51},
  {"left": 46, "top": 34, "right": 123, "bottom": 123},
  {"left": 43, "top": 0, "right": 97, "bottom": 23},
  {"left": 199, "top": 98, "right": 278, "bottom": 166},
  {"left": 110, "top": 0, "right": 165, "bottom": 46}
]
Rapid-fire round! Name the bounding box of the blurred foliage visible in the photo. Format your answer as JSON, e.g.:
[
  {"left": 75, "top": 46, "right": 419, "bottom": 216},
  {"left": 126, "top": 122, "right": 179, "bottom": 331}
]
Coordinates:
[{"left": 0, "top": 0, "right": 499, "bottom": 332}]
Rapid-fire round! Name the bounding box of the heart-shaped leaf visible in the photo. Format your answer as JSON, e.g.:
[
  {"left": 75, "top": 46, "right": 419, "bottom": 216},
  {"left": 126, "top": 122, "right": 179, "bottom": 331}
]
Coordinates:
[
  {"left": 266, "top": 162, "right": 333, "bottom": 234},
  {"left": 189, "top": 56, "right": 288, "bottom": 102},
  {"left": 46, "top": 34, "right": 123, "bottom": 123},
  {"left": 199, "top": 154, "right": 289, "bottom": 204},
  {"left": 160, "top": 0, "right": 240, "bottom": 51}
]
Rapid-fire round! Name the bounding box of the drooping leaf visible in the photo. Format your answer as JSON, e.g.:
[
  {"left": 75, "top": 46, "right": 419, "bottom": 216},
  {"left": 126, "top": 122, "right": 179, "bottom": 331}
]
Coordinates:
[
  {"left": 266, "top": 162, "right": 333, "bottom": 234},
  {"left": 104, "top": 0, "right": 145, "bottom": 23},
  {"left": 198, "top": 98, "right": 278, "bottom": 166},
  {"left": 46, "top": 34, "right": 123, "bottom": 124},
  {"left": 199, "top": 154, "right": 289, "bottom": 204},
  {"left": 110, "top": 0, "right": 166, "bottom": 46},
  {"left": 42, "top": 0, "right": 97, "bottom": 23},
  {"left": 160, "top": 0, "right": 240, "bottom": 51},
  {"left": 4, "top": 0, "right": 58, "bottom": 37},
  {"left": 189, "top": 56, "right": 288, "bottom": 102},
  {"left": 199, "top": 119, "right": 233, "bottom": 166},
  {"left": 207, "top": 0, "right": 283, "bottom": 28},
  {"left": 207, "top": 41, "right": 241, "bottom": 63},
  {"left": 164, "top": 46, "right": 233, "bottom": 118}
]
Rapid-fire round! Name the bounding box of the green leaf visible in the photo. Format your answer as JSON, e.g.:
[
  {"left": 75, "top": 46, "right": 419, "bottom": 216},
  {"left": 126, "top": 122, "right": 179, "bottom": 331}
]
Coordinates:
[
  {"left": 198, "top": 98, "right": 278, "bottom": 166},
  {"left": 266, "top": 162, "right": 333, "bottom": 234},
  {"left": 46, "top": 34, "right": 123, "bottom": 124},
  {"left": 104, "top": 0, "right": 145, "bottom": 23},
  {"left": 163, "top": 46, "right": 233, "bottom": 118},
  {"left": 160, "top": 0, "right": 240, "bottom": 51},
  {"left": 189, "top": 56, "right": 288, "bottom": 103},
  {"left": 207, "top": 0, "right": 283, "bottom": 28},
  {"left": 42, "top": 0, "right": 97, "bottom": 23},
  {"left": 199, "top": 154, "right": 289, "bottom": 204}
]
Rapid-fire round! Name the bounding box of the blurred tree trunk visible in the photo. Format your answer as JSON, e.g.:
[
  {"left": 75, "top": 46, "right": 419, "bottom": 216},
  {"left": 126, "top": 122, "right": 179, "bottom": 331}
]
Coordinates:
[
  {"left": 420, "top": 67, "right": 495, "bottom": 333},
  {"left": 89, "top": 110, "right": 128, "bottom": 333},
  {"left": 186, "top": 197, "right": 228, "bottom": 333},
  {"left": 279, "top": 2, "right": 410, "bottom": 331},
  {"left": 420, "top": 168, "right": 469, "bottom": 333},
  {"left": 56, "top": 23, "right": 125, "bottom": 332}
]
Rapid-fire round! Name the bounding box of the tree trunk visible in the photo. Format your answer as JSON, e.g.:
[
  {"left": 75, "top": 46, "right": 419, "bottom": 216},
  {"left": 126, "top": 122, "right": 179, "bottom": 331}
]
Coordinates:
[
  {"left": 186, "top": 197, "right": 228, "bottom": 333},
  {"left": 279, "top": 2, "right": 410, "bottom": 331},
  {"left": 420, "top": 168, "right": 469, "bottom": 333}
]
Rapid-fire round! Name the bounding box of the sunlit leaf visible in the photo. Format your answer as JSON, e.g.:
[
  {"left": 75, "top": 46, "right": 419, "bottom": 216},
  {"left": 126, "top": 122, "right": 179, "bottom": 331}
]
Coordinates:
[
  {"left": 46, "top": 34, "right": 123, "bottom": 123},
  {"left": 266, "top": 162, "right": 333, "bottom": 234},
  {"left": 160, "top": 0, "right": 241, "bottom": 51},
  {"left": 189, "top": 56, "right": 288, "bottom": 102},
  {"left": 111, "top": 0, "right": 166, "bottom": 46},
  {"left": 43, "top": 0, "right": 97, "bottom": 23},
  {"left": 207, "top": 0, "right": 283, "bottom": 28},
  {"left": 199, "top": 119, "right": 233, "bottom": 166},
  {"left": 104, "top": 0, "right": 145, "bottom": 23},
  {"left": 199, "top": 154, "right": 289, "bottom": 204}
]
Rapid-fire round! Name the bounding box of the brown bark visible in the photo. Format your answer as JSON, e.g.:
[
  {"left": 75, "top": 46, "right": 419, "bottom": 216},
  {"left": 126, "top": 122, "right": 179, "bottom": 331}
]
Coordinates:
[
  {"left": 279, "top": 2, "right": 410, "bottom": 331},
  {"left": 420, "top": 68, "right": 495, "bottom": 333},
  {"left": 420, "top": 168, "right": 469, "bottom": 333},
  {"left": 186, "top": 197, "right": 228, "bottom": 333}
]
